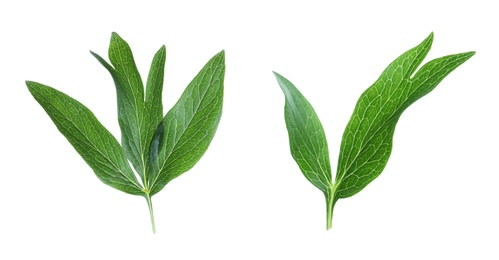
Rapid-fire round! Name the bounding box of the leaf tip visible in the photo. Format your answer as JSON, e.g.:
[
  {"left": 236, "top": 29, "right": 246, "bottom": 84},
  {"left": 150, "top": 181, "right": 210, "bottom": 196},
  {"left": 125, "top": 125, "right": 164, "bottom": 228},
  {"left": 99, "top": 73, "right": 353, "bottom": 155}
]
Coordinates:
[
  {"left": 109, "top": 32, "right": 125, "bottom": 48},
  {"left": 25, "top": 80, "right": 42, "bottom": 94},
  {"left": 273, "top": 71, "right": 289, "bottom": 88},
  {"left": 459, "top": 51, "right": 476, "bottom": 63},
  {"left": 25, "top": 80, "right": 40, "bottom": 88},
  {"left": 272, "top": 71, "right": 294, "bottom": 97},
  {"left": 25, "top": 80, "right": 34, "bottom": 90},
  {"left": 465, "top": 51, "right": 476, "bottom": 57},
  {"left": 217, "top": 49, "right": 225, "bottom": 59},
  {"left": 423, "top": 32, "right": 434, "bottom": 47},
  {"left": 210, "top": 50, "right": 225, "bottom": 66}
]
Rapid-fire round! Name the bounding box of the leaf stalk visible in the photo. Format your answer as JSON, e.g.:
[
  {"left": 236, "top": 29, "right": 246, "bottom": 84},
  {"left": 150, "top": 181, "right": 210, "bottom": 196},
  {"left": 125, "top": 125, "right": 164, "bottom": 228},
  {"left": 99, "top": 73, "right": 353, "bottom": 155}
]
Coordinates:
[
  {"left": 145, "top": 194, "right": 156, "bottom": 234},
  {"left": 326, "top": 190, "right": 335, "bottom": 230}
]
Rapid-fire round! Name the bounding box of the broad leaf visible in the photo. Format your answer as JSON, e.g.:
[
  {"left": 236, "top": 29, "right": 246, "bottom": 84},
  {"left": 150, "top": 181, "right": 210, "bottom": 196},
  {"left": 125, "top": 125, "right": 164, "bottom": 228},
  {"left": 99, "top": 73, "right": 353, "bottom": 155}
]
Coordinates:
[
  {"left": 149, "top": 50, "right": 225, "bottom": 195},
  {"left": 334, "top": 33, "right": 475, "bottom": 198},
  {"left": 26, "top": 81, "right": 143, "bottom": 195},
  {"left": 276, "top": 33, "right": 474, "bottom": 230},
  {"left": 91, "top": 32, "right": 148, "bottom": 181}
]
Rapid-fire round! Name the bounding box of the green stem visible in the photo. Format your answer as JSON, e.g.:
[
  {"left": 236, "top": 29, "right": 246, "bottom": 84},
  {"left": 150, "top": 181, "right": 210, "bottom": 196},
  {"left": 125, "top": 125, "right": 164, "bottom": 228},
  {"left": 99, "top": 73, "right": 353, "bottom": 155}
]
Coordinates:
[
  {"left": 326, "top": 190, "right": 335, "bottom": 230},
  {"left": 146, "top": 194, "right": 156, "bottom": 234}
]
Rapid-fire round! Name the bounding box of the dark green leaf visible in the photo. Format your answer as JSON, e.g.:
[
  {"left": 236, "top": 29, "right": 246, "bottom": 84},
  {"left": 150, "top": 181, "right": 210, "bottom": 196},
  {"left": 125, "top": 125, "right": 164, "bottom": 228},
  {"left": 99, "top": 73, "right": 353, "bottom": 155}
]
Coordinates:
[
  {"left": 149, "top": 50, "right": 225, "bottom": 195},
  {"left": 26, "top": 81, "right": 143, "bottom": 195},
  {"left": 92, "top": 32, "right": 148, "bottom": 181}
]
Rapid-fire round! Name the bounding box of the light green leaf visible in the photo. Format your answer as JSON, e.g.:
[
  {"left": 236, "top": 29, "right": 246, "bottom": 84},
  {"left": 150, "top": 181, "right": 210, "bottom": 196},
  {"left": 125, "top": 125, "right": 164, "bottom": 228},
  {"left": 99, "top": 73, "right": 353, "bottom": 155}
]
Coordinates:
[
  {"left": 276, "top": 33, "right": 474, "bottom": 230},
  {"left": 26, "top": 81, "right": 143, "bottom": 195},
  {"left": 149, "top": 50, "right": 225, "bottom": 195}
]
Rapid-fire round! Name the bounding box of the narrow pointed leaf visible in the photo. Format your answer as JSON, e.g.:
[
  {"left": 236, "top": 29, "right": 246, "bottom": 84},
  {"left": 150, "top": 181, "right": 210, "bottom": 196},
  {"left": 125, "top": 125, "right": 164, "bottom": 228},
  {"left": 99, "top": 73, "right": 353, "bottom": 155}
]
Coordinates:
[
  {"left": 334, "top": 33, "right": 475, "bottom": 199},
  {"left": 143, "top": 45, "right": 166, "bottom": 180},
  {"left": 108, "top": 32, "right": 148, "bottom": 180},
  {"left": 145, "top": 45, "right": 166, "bottom": 127},
  {"left": 27, "top": 81, "right": 143, "bottom": 195},
  {"left": 274, "top": 72, "right": 333, "bottom": 192},
  {"left": 149, "top": 50, "right": 225, "bottom": 195},
  {"left": 91, "top": 32, "right": 149, "bottom": 182}
]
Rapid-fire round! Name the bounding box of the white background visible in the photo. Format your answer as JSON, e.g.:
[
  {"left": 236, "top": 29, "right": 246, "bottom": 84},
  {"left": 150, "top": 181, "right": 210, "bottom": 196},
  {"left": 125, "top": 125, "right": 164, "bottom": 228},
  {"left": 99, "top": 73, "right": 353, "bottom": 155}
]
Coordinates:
[{"left": 1, "top": 0, "right": 498, "bottom": 259}]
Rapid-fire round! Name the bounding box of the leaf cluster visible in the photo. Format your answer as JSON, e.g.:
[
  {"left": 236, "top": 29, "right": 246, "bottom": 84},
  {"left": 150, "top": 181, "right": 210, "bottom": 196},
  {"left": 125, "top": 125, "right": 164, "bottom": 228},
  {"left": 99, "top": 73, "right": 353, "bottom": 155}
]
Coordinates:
[
  {"left": 27, "top": 33, "right": 225, "bottom": 233},
  {"left": 275, "top": 33, "right": 474, "bottom": 229}
]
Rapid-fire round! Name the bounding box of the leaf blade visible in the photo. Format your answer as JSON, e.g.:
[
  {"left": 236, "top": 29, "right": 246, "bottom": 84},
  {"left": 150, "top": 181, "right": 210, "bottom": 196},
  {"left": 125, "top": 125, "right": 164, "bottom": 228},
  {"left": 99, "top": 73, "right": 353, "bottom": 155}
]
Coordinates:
[
  {"left": 107, "top": 32, "right": 148, "bottom": 181},
  {"left": 27, "top": 81, "right": 144, "bottom": 195},
  {"left": 274, "top": 72, "right": 333, "bottom": 192},
  {"left": 92, "top": 32, "right": 150, "bottom": 182},
  {"left": 149, "top": 50, "right": 225, "bottom": 195},
  {"left": 145, "top": 45, "right": 166, "bottom": 127},
  {"left": 334, "top": 34, "right": 475, "bottom": 198}
]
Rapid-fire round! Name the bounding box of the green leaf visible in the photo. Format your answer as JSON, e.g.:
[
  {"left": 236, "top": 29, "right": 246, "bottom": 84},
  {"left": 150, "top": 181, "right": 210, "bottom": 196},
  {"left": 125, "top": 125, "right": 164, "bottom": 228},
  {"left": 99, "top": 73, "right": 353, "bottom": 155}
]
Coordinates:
[
  {"left": 92, "top": 32, "right": 148, "bottom": 182},
  {"left": 29, "top": 32, "right": 225, "bottom": 233},
  {"left": 142, "top": 46, "right": 166, "bottom": 178},
  {"left": 145, "top": 45, "right": 166, "bottom": 138},
  {"left": 26, "top": 81, "right": 143, "bottom": 195},
  {"left": 273, "top": 71, "right": 332, "bottom": 192},
  {"left": 149, "top": 50, "right": 225, "bottom": 195},
  {"left": 276, "top": 33, "right": 474, "bottom": 230},
  {"left": 334, "top": 33, "right": 474, "bottom": 198}
]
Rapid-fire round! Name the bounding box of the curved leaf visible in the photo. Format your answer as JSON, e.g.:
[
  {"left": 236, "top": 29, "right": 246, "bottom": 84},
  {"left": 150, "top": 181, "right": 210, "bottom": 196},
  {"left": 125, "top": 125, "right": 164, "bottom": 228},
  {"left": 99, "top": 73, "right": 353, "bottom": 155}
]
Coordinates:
[{"left": 334, "top": 33, "right": 475, "bottom": 199}]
